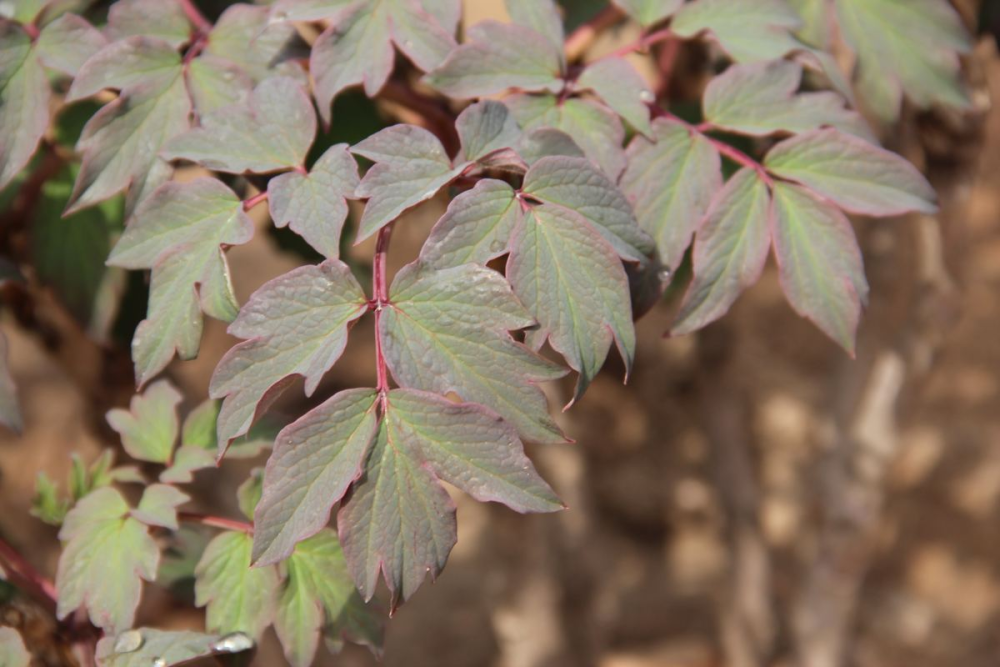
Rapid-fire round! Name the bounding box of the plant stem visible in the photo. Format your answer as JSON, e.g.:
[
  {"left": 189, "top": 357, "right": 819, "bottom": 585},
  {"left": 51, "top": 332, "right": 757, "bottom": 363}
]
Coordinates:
[
  {"left": 177, "top": 512, "right": 253, "bottom": 533},
  {"left": 243, "top": 190, "right": 269, "bottom": 211},
  {"left": 565, "top": 6, "right": 625, "bottom": 61},
  {"left": 0, "top": 535, "right": 57, "bottom": 613},
  {"left": 372, "top": 224, "right": 393, "bottom": 400},
  {"left": 605, "top": 27, "right": 675, "bottom": 60},
  {"left": 178, "top": 0, "right": 212, "bottom": 35}
]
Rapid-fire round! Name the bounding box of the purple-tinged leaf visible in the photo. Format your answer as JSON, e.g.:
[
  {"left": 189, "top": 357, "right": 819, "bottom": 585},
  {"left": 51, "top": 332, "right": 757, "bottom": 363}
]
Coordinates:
[
  {"left": 252, "top": 389, "right": 379, "bottom": 567},
  {"left": 195, "top": 530, "right": 279, "bottom": 639},
  {"left": 0, "top": 627, "right": 29, "bottom": 667},
  {"left": 0, "top": 23, "right": 49, "bottom": 189},
  {"left": 576, "top": 57, "right": 654, "bottom": 137},
  {"left": 704, "top": 60, "right": 874, "bottom": 141},
  {"left": 504, "top": 0, "right": 565, "bottom": 61},
  {"left": 186, "top": 54, "right": 253, "bottom": 116},
  {"left": 106, "top": 380, "right": 182, "bottom": 464},
  {"left": 56, "top": 488, "right": 159, "bottom": 633},
  {"left": 210, "top": 260, "right": 369, "bottom": 447},
  {"left": 771, "top": 181, "right": 869, "bottom": 354},
  {"left": 106, "top": 0, "right": 192, "bottom": 49},
  {"left": 66, "top": 37, "right": 182, "bottom": 102},
  {"left": 96, "top": 629, "right": 223, "bottom": 667},
  {"left": 507, "top": 204, "right": 634, "bottom": 400},
  {"left": 381, "top": 263, "right": 566, "bottom": 444},
  {"left": 523, "top": 156, "right": 654, "bottom": 262},
  {"left": 107, "top": 179, "right": 254, "bottom": 386},
  {"left": 764, "top": 128, "right": 937, "bottom": 216},
  {"left": 506, "top": 93, "right": 627, "bottom": 180},
  {"left": 516, "top": 128, "right": 586, "bottom": 165},
  {"left": 267, "top": 144, "right": 360, "bottom": 258},
  {"left": 204, "top": 4, "right": 306, "bottom": 84},
  {"left": 612, "top": 0, "right": 684, "bottom": 26},
  {"left": 163, "top": 77, "right": 315, "bottom": 174},
  {"left": 35, "top": 14, "right": 107, "bottom": 77},
  {"left": 420, "top": 179, "right": 521, "bottom": 268},
  {"left": 0, "top": 333, "right": 21, "bottom": 433},
  {"left": 671, "top": 169, "right": 771, "bottom": 335},
  {"left": 424, "top": 21, "right": 563, "bottom": 99},
  {"left": 456, "top": 100, "right": 522, "bottom": 163},
  {"left": 124, "top": 156, "right": 172, "bottom": 220},
  {"left": 670, "top": 0, "right": 802, "bottom": 62},
  {"left": 133, "top": 483, "right": 189, "bottom": 530},
  {"left": 620, "top": 118, "right": 722, "bottom": 271},
  {"left": 352, "top": 124, "right": 468, "bottom": 242}
]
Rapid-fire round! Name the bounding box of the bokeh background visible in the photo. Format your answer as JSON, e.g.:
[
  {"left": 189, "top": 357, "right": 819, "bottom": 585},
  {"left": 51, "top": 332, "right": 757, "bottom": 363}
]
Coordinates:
[{"left": 2, "top": 1, "right": 1000, "bottom": 666}]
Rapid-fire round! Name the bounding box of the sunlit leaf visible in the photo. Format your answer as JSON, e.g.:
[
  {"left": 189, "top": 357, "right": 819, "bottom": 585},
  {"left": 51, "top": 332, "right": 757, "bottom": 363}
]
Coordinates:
[
  {"left": 66, "top": 37, "right": 182, "bottom": 103},
  {"left": 204, "top": 3, "right": 306, "bottom": 84},
  {"left": 195, "top": 530, "right": 279, "bottom": 639},
  {"left": 106, "top": 0, "right": 192, "bottom": 48},
  {"left": 504, "top": 0, "right": 565, "bottom": 59},
  {"left": 185, "top": 54, "right": 253, "bottom": 116},
  {"left": 106, "top": 380, "right": 182, "bottom": 464},
  {"left": 455, "top": 100, "right": 522, "bottom": 163},
  {"left": 96, "top": 629, "right": 224, "bottom": 667},
  {"left": 0, "top": 627, "right": 29, "bottom": 667}
]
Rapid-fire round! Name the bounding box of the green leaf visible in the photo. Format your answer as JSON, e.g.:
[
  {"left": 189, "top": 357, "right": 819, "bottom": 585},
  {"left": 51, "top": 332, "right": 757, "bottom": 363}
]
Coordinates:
[
  {"left": 764, "top": 128, "right": 937, "bottom": 216},
  {"left": 252, "top": 389, "right": 380, "bottom": 566},
  {"left": 836, "top": 0, "right": 971, "bottom": 122},
  {"left": 210, "top": 260, "right": 369, "bottom": 447},
  {"left": 96, "top": 629, "right": 225, "bottom": 667},
  {"left": 771, "top": 181, "right": 869, "bottom": 353},
  {"left": 1, "top": 0, "right": 49, "bottom": 23},
  {"left": 185, "top": 54, "right": 253, "bottom": 116},
  {"left": 163, "top": 77, "right": 316, "bottom": 174},
  {"left": 32, "top": 471, "right": 69, "bottom": 525},
  {"left": 620, "top": 117, "right": 722, "bottom": 270},
  {"left": 351, "top": 124, "right": 468, "bottom": 242},
  {"left": 671, "top": 168, "right": 771, "bottom": 335},
  {"left": 504, "top": 0, "right": 565, "bottom": 59},
  {"left": 237, "top": 468, "right": 264, "bottom": 521},
  {"left": 106, "top": 0, "right": 193, "bottom": 48},
  {"left": 133, "top": 483, "right": 189, "bottom": 530},
  {"left": 267, "top": 144, "right": 360, "bottom": 258},
  {"left": 106, "top": 380, "right": 182, "bottom": 464},
  {"left": 425, "top": 21, "right": 563, "bottom": 99},
  {"left": 0, "top": 23, "right": 50, "bottom": 189},
  {"left": 0, "top": 627, "right": 29, "bottom": 667},
  {"left": 703, "top": 60, "right": 874, "bottom": 141},
  {"left": 35, "top": 13, "right": 107, "bottom": 76},
  {"left": 276, "top": 529, "right": 382, "bottom": 666},
  {"left": 576, "top": 57, "right": 654, "bottom": 137},
  {"left": 382, "top": 262, "right": 566, "bottom": 444},
  {"left": 455, "top": 100, "right": 522, "bottom": 163},
  {"left": 671, "top": 0, "right": 803, "bottom": 62},
  {"left": 195, "top": 530, "right": 279, "bottom": 639},
  {"left": 787, "top": 0, "right": 829, "bottom": 48},
  {"left": 107, "top": 178, "right": 254, "bottom": 386},
  {"left": 420, "top": 179, "right": 522, "bottom": 268},
  {"left": 0, "top": 332, "right": 21, "bottom": 433},
  {"left": 56, "top": 488, "right": 159, "bottom": 633},
  {"left": 612, "top": 0, "right": 684, "bottom": 26},
  {"left": 507, "top": 204, "right": 634, "bottom": 400},
  {"left": 159, "top": 399, "right": 222, "bottom": 483}
]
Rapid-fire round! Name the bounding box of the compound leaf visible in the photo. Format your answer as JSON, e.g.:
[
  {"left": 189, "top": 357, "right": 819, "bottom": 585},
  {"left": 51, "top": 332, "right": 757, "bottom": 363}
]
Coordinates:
[
  {"left": 0, "top": 23, "right": 50, "bottom": 189},
  {"left": 133, "top": 483, "right": 189, "bottom": 530},
  {"left": 56, "top": 487, "right": 159, "bottom": 633},
  {"left": 106, "top": 0, "right": 192, "bottom": 49},
  {"left": 765, "top": 128, "right": 937, "bottom": 216},
  {"left": 612, "top": 0, "right": 684, "bottom": 26},
  {"left": 35, "top": 13, "right": 107, "bottom": 77},
  {"left": 420, "top": 179, "right": 522, "bottom": 268},
  {"left": 0, "top": 332, "right": 20, "bottom": 433},
  {"left": 456, "top": 100, "right": 522, "bottom": 163},
  {"left": 195, "top": 530, "right": 279, "bottom": 639},
  {"left": 671, "top": 168, "right": 771, "bottom": 335},
  {"left": 106, "top": 380, "right": 182, "bottom": 464},
  {"left": 504, "top": 0, "right": 565, "bottom": 59},
  {"left": 267, "top": 144, "right": 360, "bottom": 258},
  {"left": 671, "top": 0, "right": 803, "bottom": 62},
  {"left": 576, "top": 57, "right": 653, "bottom": 137},
  {"left": 210, "top": 260, "right": 369, "bottom": 447},
  {"left": 0, "top": 627, "right": 29, "bottom": 667},
  {"left": 96, "top": 629, "right": 223, "bottom": 667}
]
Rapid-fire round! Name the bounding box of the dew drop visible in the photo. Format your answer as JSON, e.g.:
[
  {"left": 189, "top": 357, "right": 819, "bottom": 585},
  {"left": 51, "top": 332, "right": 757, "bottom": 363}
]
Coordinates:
[
  {"left": 639, "top": 90, "right": 655, "bottom": 104},
  {"left": 269, "top": 10, "right": 288, "bottom": 23},
  {"left": 211, "top": 632, "right": 255, "bottom": 654},
  {"left": 113, "top": 630, "right": 143, "bottom": 654},
  {"left": 658, "top": 268, "right": 672, "bottom": 282},
  {"left": 152, "top": 658, "right": 166, "bottom": 667}
]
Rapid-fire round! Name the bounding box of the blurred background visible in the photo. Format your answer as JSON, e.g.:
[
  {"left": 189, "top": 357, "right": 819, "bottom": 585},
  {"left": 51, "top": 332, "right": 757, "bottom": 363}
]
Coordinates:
[{"left": 2, "top": 1, "right": 1000, "bottom": 666}]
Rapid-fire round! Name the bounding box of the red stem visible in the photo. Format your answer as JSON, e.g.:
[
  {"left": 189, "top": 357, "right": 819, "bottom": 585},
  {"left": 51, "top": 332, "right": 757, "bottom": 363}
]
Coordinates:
[
  {"left": 22, "top": 23, "right": 40, "bottom": 40},
  {"left": 372, "top": 224, "right": 393, "bottom": 399},
  {"left": 655, "top": 109, "right": 774, "bottom": 185},
  {"left": 243, "top": 190, "right": 269, "bottom": 211},
  {"left": 605, "top": 27, "right": 675, "bottom": 60},
  {"left": 565, "top": 6, "right": 625, "bottom": 60},
  {"left": 178, "top": 0, "right": 213, "bottom": 35},
  {"left": 178, "top": 512, "right": 253, "bottom": 533},
  {"left": 0, "top": 535, "right": 57, "bottom": 613}
]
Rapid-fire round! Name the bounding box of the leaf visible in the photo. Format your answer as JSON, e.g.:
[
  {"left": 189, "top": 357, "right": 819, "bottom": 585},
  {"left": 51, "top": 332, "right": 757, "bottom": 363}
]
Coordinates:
[
  {"left": 252, "top": 389, "right": 380, "bottom": 566},
  {"left": 133, "top": 484, "right": 189, "bottom": 530},
  {"left": 507, "top": 204, "right": 634, "bottom": 400},
  {"left": 163, "top": 77, "right": 316, "bottom": 174},
  {"left": 204, "top": 4, "right": 306, "bottom": 84},
  {"left": 237, "top": 468, "right": 263, "bottom": 521},
  {"left": 107, "top": 178, "right": 254, "bottom": 386},
  {"left": 771, "top": 181, "right": 868, "bottom": 353},
  {"left": 516, "top": 127, "right": 586, "bottom": 165},
  {"left": 210, "top": 260, "right": 369, "bottom": 446},
  {"left": 670, "top": 0, "right": 803, "bottom": 62},
  {"left": 195, "top": 530, "right": 279, "bottom": 639},
  {"left": 276, "top": 529, "right": 382, "bottom": 667},
  {"left": 506, "top": 93, "right": 627, "bottom": 180},
  {"left": 620, "top": 118, "right": 722, "bottom": 270},
  {"left": 35, "top": 14, "right": 107, "bottom": 76},
  {"left": 381, "top": 263, "right": 566, "bottom": 444},
  {"left": 765, "top": 128, "right": 937, "bottom": 216},
  {"left": 703, "top": 60, "right": 874, "bottom": 140},
  {"left": 504, "top": 0, "right": 565, "bottom": 59},
  {"left": 185, "top": 54, "right": 253, "bottom": 116},
  {"left": 612, "top": 0, "right": 684, "bottom": 26},
  {"left": 1, "top": 0, "right": 49, "bottom": 23},
  {"left": 835, "top": 0, "right": 971, "bottom": 122},
  {"left": 0, "top": 23, "right": 50, "bottom": 189},
  {"left": 56, "top": 488, "right": 159, "bottom": 633},
  {"left": 425, "top": 21, "right": 563, "bottom": 99},
  {"left": 351, "top": 125, "right": 468, "bottom": 242},
  {"left": 106, "top": 0, "right": 192, "bottom": 49},
  {"left": 787, "top": 0, "right": 828, "bottom": 48},
  {"left": 0, "top": 627, "right": 29, "bottom": 667},
  {"left": 66, "top": 37, "right": 182, "bottom": 103},
  {"left": 671, "top": 169, "right": 771, "bottom": 335},
  {"left": 106, "top": 380, "right": 182, "bottom": 464},
  {"left": 0, "top": 332, "right": 21, "bottom": 433},
  {"left": 522, "top": 155, "right": 654, "bottom": 262},
  {"left": 339, "top": 389, "right": 561, "bottom": 603},
  {"left": 267, "top": 144, "right": 360, "bottom": 258},
  {"left": 576, "top": 57, "right": 653, "bottom": 137},
  {"left": 96, "top": 629, "right": 223, "bottom": 667},
  {"left": 455, "top": 100, "right": 522, "bottom": 163},
  {"left": 420, "top": 179, "right": 522, "bottom": 268},
  {"left": 307, "top": 0, "right": 456, "bottom": 122},
  {"left": 32, "top": 472, "right": 68, "bottom": 525}
]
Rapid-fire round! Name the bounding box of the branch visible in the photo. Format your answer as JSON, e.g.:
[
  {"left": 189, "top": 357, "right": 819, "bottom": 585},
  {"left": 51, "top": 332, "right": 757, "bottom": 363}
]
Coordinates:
[
  {"left": 372, "top": 224, "right": 393, "bottom": 401},
  {"left": 565, "top": 6, "right": 625, "bottom": 61},
  {"left": 178, "top": 0, "right": 212, "bottom": 35},
  {"left": 0, "top": 535, "right": 58, "bottom": 614},
  {"left": 178, "top": 512, "right": 253, "bottom": 533},
  {"left": 243, "top": 190, "right": 269, "bottom": 212}
]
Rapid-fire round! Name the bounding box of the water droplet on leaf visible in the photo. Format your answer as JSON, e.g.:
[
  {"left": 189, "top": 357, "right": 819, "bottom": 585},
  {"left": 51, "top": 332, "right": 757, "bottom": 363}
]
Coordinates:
[
  {"left": 639, "top": 90, "right": 655, "bottom": 104},
  {"left": 113, "top": 630, "right": 143, "bottom": 654},
  {"left": 658, "top": 268, "right": 672, "bottom": 282},
  {"left": 152, "top": 658, "right": 166, "bottom": 667},
  {"left": 489, "top": 239, "right": 505, "bottom": 253},
  {"left": 211, "top": 632, "right": 254, "bottom": 654}
]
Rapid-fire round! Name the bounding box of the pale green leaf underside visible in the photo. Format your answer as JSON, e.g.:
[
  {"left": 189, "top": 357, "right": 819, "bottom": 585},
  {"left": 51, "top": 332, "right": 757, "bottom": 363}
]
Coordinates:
[
  {"left": 420, "top": 179, "right": 522, "bottom": 268},
  {"left": 455, "top": 100, "right": 522, "bottom": 163},
  {"left": 133, "top": 483, "right": 189, "bottom": 530},
  {"left": 504, "top": 0, "right": 565, "bottom": 61},
  {"left": 35, "top": 13, "right": 107, "bottom": 77},
  {"left": 107, "top": 0, "right": 193, "bottom": 48}
]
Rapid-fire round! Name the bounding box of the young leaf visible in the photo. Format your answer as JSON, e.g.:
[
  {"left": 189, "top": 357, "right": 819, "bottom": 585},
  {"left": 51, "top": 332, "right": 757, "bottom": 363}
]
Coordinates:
[
  {"left": 670, "top": 0, "right": 803, "bottom": 62},
  {"left": 771, "top": 181, "right": 869, "bottom": 353},
  {"left": 106, "top": 380, "right": 182, "bottom": 464},
  {"left": 381, "top": 263, "right": 567, "bottom": 444},
  {"left": 764, "top": 128, "right": 937, "bottom": 217},
  {"left": 0, "top": 23, "right": 50, "bottom": 189},
  {"left": 106, "top": 0, "right": 192, "bottom": 48},
  {"left": 351, "top": 125, "right": 468, "bottom": 242},
  {"left": 504, "top": 0, "right": 565, "bottom": 59},
  {"left": 612, "top": 0, "right": 684, "bottom": 26},
  {"left": 455, "top": 100, "right": 522, "bottom": 163},
  {"left": 0, "top": 332, "right": 21, "bottom": 433},
  {"left": 703, "top": 60, "right": 874, "bottom": 140},
  {"left": 425, "top": 21, "right": 563, "bottom": 99},
  {"left": 163, "top": 77, "right": 316, "bottom": 174},
  {"left": 107, "top": 178, "right": 254, "bottom": 386},
  {"left": 0, "top": 627, "right": 29, "bottom": 667},
  {"left": 420, "top": 179, "right": 522, "bottom": 268},
  {"left": 96, "top": 629, "right": 224, "bottom": 667},
  {"left": 620, "top": 118, "right": 722, "bottom": 270},
  {"left": 56, "top": 487, "right": 159, "bottom": 633},
  {"left": 576, "top": 57, "right": 654, "bottom": 137},
  {"left": 32, "top": 471, "right": 69, "bottom": 524},
  {"left": 507, "top": 204, "right": 634, "bottom": 400},
  {"left": 133, "top": 484, "right": 189, "bottom": 530},
  {"left": 195, "top": 530, "right": 279, "bottom": 639},
  {"left": 35, "top": 14, "right": 107, "bottom": 77},
  {"left": 671, "top": 169, "right": 771, "bottom": 335},
  {"left": 252, "top": 389, "right": 380, "bottom": 566},
  {"left": 267, "top": 144, "right": 360, "bottom": 258},
  {"left": 210, "top": 260, "right": 369, "bottom": 447}
]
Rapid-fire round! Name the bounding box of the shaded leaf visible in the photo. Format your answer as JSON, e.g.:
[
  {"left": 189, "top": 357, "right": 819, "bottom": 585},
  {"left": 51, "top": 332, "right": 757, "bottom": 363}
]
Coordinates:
[
  {"left": 133, "top": 483, "right": 189, "bottom": 530},
  {"left": 35, "top": 13, "right": 107, "bottom": 76},
  {"left": 0, "top": 332, "right": 21, "bottom": 433},
  {"left": 612, "top": 0, "right": 683, "bottom": 26},
  {"left": 0, "top": 23, "right": 50, "bottom": 189},
  {"left": 671, "top": 0, "right": 802, "bottom": 62},
  {"left": 106, "top": 0, "right": 192, "bottom": 48},
  {"left": 237, "top": 468, "right": 263, "bottom": 521},
  {"left": 576, "top": 56, "right": 653, "bottom": 137},
  {"left": 106, "top": 380, "right": 182, "bottom": 464},
  {"left": 455, "top": 100, "right": 522, "bottom": 163},
  {"left": 32, "top": 471, "right": 69, "bottom": 524},
  {"left": 420, "top": 179, "right": 521, "bottom": 268},
  {"left": 195, "top": 530, "right": 279, "bottom": 639},
  {"left": 96, "top": 629, "right": 224, "bottom": 667}
]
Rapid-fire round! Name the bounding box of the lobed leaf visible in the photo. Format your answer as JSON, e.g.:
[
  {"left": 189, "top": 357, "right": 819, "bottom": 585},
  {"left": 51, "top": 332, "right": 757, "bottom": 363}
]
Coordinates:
[
  {"left": 0, "top": 332, "right": 21, "bottom": 433},
  {"left": 96, "top": 629, "right": 224, "bottom": 667},
  {"left": 576, "top": 57, "right": 654, "bottom": 137},
  {"left": 456, "top": 100, "right": 522, "bottom": 163},
  {"left": 670, "top": 0, "right": 803, "bottom": 62},
  {"left": 106, "top": 380, "right": 182, "bottom": 464},
  {"left": 35, "top": 13, "right": 107, "bottom": 77},
  {"left": 0, "top": 23, "right": 50, "bottom": 189},
  {"left": 106, "top": 0, "right": 192, "bottom": 49},
  {"left": 612, "top": 0, "right": 684, "bottom": 26},
  {"left": 133, "top": 483, "right": 189, "bottom": 530},
  {"left": 420, "top": 179, "right": 522, "bottom": 268}
]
